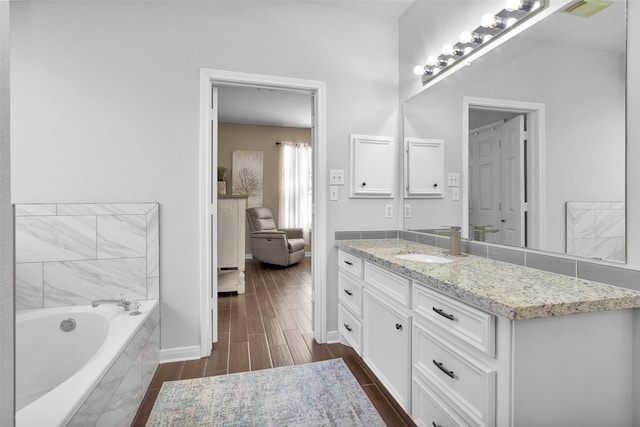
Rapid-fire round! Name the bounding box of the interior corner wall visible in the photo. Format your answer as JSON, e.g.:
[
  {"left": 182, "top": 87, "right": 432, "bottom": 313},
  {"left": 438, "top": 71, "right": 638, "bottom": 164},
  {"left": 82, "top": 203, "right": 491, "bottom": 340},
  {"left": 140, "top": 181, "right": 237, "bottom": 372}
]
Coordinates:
[
  {"left": 218, "top": 123, "right": 312, "bottom": 254},
  {"left": 10, "top": 1, "right": 399, "bottom": 351}
]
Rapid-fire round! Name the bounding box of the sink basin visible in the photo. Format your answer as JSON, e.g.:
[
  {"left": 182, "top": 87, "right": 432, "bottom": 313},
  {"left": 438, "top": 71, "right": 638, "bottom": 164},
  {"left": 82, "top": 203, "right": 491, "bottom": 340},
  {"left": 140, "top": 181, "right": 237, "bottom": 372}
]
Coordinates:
[{"left": 395, "top": 254, "right": 454, "bottom": 264}]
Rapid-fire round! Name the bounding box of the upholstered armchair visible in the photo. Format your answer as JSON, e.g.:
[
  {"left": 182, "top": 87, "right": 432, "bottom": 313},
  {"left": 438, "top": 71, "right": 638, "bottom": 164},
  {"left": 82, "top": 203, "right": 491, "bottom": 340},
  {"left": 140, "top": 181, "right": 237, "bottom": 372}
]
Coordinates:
[{"left": 246, "top": 207, "right": 306, "bottom": 267}]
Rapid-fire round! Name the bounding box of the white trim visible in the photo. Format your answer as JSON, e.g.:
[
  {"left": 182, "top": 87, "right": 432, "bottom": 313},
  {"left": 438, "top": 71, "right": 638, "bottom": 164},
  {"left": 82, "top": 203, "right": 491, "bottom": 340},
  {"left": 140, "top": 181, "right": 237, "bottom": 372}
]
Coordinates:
[
  {"left": 462, "top": 96, "right": 546, "bottom": 249},
  {"left": 199, "top": 69, "right": 328, "bottom": 359},
  {"left": 160, "top": 346, "right": 203, "bottom": 364},
  {"left": 326, "top": 330, "right": 341, "bottom": 344}
]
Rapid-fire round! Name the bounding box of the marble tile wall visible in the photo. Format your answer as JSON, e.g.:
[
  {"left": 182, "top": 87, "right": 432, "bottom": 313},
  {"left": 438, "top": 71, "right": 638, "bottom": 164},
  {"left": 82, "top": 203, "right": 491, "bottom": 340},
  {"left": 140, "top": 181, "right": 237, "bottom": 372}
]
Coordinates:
[
  {"left": 15, "top": 203, "right": 160, "bottom": 309},
  {"left": 566, "top": 202, "right": 626, "bottom": 262}
]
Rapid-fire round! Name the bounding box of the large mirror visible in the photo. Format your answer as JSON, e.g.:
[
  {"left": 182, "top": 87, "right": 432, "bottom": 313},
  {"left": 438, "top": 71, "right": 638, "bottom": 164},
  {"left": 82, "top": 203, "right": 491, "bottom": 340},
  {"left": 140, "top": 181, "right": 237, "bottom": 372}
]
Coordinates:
[{"left": 403, "top": 0, "right": 626, "bottom": 263}]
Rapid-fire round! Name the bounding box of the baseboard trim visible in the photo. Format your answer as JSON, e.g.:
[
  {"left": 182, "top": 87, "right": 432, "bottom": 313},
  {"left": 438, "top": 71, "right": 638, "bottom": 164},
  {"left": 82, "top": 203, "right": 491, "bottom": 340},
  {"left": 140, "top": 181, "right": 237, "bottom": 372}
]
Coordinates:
[
  {"left": 326, "top": 330, "right": 340, "bottom": 344},
  {"left": 160, "top": 345, "right": 202, "bottom": 363}
]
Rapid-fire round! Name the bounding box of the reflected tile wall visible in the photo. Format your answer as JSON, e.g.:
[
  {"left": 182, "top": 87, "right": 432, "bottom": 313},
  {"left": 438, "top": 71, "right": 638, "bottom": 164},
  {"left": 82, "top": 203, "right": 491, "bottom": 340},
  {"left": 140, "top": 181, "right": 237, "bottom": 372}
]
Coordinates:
[
  {"left": 566, "top": 202, "right": 625, "bottom": 262},
  {"left": 15, "top": 203, "right": 160, "bottom": 309}
]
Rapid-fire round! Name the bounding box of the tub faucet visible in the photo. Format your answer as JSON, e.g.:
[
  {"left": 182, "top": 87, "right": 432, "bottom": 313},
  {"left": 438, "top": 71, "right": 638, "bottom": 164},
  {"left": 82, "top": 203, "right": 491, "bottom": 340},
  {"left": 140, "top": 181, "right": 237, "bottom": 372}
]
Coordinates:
[
  {"left": 91, "top": 297, "right": 132, "bottom": 311},
  {"left": 435, "top": 226, "right": 462, "bottom": 256}
]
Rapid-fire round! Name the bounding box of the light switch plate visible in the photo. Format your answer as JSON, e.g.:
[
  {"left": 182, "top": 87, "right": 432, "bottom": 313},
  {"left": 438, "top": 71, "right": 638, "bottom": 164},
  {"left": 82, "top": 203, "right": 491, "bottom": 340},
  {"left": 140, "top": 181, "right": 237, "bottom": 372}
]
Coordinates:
[
  {"left": 447, "top": 172, "right": 460, "bottom": 187},
  {"left": 404, "top": 204, "right": 412, "bottom": 218},
  {"left": 329, "top": 186, "right": 339, "bottom": 201},
  {"left": 329, "top": 169, "right": 345, "bottom": 185},
  {"left": 451, "top": 187, "right": 460, "bottom": 201},
  {"left": 385, "top": 204, "right": 393, "bottom": 218}
]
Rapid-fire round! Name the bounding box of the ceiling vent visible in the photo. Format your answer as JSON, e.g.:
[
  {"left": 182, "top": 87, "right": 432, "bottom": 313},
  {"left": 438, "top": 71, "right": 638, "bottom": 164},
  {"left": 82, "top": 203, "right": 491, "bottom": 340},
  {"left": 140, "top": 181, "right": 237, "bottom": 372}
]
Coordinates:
[{"left": 562, "top": 0, "right": 613, "bottom": 17}]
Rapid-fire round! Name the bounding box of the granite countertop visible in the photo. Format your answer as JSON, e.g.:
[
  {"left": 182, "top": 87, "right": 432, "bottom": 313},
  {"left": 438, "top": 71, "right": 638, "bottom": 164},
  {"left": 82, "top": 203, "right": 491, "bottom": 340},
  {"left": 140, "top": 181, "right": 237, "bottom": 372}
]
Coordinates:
[{"left": 336, "top": 239, "right": 640, "bottom": 320}]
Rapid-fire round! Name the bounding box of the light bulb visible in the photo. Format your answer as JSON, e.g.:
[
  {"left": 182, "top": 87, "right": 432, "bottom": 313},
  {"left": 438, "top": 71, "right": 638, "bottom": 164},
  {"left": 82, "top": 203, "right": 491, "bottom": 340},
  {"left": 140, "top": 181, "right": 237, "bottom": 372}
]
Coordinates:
[
  {"left": 505, "top": 0, "right": 522, "bottom": 11},
  {"left": 481, "top": 13, "right": 497, "bottom": 28},
  {"left": 460, "top": 31, "right": 472, "bottom": 44},
  {"left": 464, "top": 46, "right": 474, "bottom": 55},
  {"left": 413, "top": 65, "right": 425, "bottom": 75},
  {"left": 426, "top": 56, "right": 437, "bottom": 66},
  {"left": 442, "top": 44, "right": 454, "bottom": 56},
  {"left": 506, "top": 17, "right": 518, "bottom": 27}
]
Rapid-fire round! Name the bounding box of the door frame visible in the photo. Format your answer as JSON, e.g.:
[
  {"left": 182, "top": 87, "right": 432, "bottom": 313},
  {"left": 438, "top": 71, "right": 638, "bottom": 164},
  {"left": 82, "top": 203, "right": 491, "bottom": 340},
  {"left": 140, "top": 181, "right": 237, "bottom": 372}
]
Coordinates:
[
  {"left": 462, "top": 96, "right": 546, "bottom": 250},
  {"left": 199, "top": 69, "right": 327, "bottom": 357}
]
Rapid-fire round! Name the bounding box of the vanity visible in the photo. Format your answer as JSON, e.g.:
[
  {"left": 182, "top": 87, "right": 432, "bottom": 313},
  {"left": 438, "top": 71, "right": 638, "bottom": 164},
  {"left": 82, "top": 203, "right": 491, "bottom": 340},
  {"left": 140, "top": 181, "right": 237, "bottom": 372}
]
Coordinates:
[{"left": 336, "top": 238, "right": 640, "bottom": 427}]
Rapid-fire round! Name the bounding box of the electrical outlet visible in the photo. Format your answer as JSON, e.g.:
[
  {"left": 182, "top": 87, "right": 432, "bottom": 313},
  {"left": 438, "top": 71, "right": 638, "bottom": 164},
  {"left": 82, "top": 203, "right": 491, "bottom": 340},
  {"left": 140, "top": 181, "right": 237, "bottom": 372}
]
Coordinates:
[
  {"left": 451, "top": 187, "right": 460, "bottom": 201},
  {"left": 329, "top": 169, "right": 345, "bottom": 185},
  {"left": 447, "top": 172, "right": 460, "bottom": 187},
  {"left": 329, "top": 186, "right": 339, "bottom": 201},
  {"left": 385, "top": 204, "right": 393, "bottom": 218},
  {"left": 404, "top": 204, "right": 412, "bottom": 218}
]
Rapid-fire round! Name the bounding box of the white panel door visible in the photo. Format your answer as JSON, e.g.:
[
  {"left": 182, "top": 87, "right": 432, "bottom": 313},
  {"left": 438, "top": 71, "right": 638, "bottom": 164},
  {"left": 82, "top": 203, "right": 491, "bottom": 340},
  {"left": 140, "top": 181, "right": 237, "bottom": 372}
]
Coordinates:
[
  {"left": 404, "top": 138, "right": 444, "bottom": 198},
  {"left": 469, "top": 125, "right": 501, "bottom": 243},
  {"left": 501, "top": 115, "right": 525, "bottom": 246},
  {"left": 350, "top": 134, "right": 394, "bottom": 198}
]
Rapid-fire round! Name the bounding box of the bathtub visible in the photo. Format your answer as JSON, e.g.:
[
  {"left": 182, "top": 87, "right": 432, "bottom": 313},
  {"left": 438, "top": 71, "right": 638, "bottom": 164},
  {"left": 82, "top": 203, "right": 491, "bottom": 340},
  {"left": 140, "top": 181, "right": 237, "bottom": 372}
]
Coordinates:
[{"left": 16, "top": 299, "right": 159, "bottom": 427}]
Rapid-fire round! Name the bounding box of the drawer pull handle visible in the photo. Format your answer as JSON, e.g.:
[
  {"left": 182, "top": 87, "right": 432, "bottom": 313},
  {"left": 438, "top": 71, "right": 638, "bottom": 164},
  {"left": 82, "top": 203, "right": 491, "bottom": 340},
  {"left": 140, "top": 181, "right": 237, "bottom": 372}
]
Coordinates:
[
  {"left": 395, "top": 323, "right": 403, "bottom": 331},
  {"left": 344, "top": 323, "right": 352, "bottom": 332},
  {"left": 432, "top": 423, "right": 443, "bottom": 427},
  {"left": 433, "top": 359, "right": 455, "bottom": 379},
  {"left": 344, "top": 289, "right": 353, "bottom": 296},
  {"left": 344, "top": 260, "right": 354, "bottom": 266},
  {"left": 433, "top": 307, "right": 455, "bottom": 321}
]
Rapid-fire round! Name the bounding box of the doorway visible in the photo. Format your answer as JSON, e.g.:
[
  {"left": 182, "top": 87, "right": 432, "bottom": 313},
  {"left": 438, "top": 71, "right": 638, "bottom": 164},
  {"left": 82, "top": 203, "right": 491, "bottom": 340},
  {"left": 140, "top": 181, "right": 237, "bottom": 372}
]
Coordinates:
[
  {"left": 462, "top": 96, "right": 546, "bottom": 250},
  {"left": 199, "top": 69, "right": 327, "bottom": 357}
]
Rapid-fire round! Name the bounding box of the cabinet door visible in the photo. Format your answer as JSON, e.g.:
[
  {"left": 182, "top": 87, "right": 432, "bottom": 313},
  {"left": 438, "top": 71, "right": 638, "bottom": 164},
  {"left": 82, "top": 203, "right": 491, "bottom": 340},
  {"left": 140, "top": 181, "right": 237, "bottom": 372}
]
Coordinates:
[
  {"left": 404, "top": 138, "right": 444, "bottom": 198},
  {"left": 350, "top": 134, "right": 395, "bottom": 198},
  {"left": 363, "top": 289, "right": 411, "bottom": 411}
]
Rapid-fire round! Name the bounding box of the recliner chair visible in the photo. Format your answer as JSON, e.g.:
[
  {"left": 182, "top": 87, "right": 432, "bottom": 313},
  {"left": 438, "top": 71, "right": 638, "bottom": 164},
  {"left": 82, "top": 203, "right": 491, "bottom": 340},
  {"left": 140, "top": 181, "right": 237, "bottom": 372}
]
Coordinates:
[{"left": 246, "top": 207, "right": 306, "bottom": 266}]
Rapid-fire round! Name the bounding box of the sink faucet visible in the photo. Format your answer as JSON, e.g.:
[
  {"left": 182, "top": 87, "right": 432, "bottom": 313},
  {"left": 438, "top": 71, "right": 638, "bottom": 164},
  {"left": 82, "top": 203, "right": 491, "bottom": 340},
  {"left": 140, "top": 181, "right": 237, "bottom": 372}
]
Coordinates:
[
  {"left": 91, "top": 296, "right": 132, "bottom": 311},
  {"left": 435, "top": 226, "right": 462, "bottom": 256}
]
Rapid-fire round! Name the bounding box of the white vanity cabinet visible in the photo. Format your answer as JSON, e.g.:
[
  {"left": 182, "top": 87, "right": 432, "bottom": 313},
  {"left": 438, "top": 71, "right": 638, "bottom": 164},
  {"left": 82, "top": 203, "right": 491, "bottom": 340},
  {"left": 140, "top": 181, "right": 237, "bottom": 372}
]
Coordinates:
[
  {"left": 412, "top": 284, "right": 635, "bottom": 427},
  {"left": 338, "top": 250, "right": 364, "bottom": 354},
  {"left": 363, "top": 262, "right": 412, "bottom": 412}
]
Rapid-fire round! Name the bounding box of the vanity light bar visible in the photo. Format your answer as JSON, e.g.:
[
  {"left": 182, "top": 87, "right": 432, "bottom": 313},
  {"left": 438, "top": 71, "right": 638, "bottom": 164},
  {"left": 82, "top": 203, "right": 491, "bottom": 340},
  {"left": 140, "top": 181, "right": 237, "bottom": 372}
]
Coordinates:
[{"left": 414, "top": 0, "right": 546, "bottom": 84}]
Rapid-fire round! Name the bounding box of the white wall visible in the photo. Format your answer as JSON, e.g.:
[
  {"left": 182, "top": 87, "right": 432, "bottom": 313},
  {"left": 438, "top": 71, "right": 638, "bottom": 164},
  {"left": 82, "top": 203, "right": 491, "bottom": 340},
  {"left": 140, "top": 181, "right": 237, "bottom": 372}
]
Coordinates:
[
  {"left": 0, "top": 2, "right": 14, "bottom": 425},
  {"left": 10, "top": 1, "right": 400, "bottom": 351}
]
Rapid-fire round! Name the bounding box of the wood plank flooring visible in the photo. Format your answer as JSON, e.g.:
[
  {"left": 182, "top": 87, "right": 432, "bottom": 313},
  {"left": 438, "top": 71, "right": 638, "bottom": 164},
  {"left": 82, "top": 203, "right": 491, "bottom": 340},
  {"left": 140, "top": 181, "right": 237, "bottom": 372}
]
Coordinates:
[{"left": 132, "top": 257, "right": 415, "bottom": 426}]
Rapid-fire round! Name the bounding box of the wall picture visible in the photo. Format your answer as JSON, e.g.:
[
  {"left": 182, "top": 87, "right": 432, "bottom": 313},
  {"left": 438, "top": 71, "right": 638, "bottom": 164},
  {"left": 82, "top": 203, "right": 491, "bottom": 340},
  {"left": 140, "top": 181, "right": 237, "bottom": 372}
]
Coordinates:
[{"left": 232, "top": 150, "right": 264, "bottom": 208}]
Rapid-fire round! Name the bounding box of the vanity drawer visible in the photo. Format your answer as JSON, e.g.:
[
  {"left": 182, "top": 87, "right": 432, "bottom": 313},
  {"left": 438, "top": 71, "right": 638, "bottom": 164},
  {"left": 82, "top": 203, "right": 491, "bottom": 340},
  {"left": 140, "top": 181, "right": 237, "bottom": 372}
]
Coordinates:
[
  {"left": 413, "top": 285, "right": 495, "bottom": 357},
  {"left": 338, "top": 304, "right": 362, "bottom": 355},
  {"left": 338, "top": 271, "right": 363, "bottom": 317},
  {"left": 413, "top": 371, "right": 472, "bottom": 427},
  {"left": 413, "top": 319, "right": 496, "bottom": 427},
  {"left": 338, "top": 250, "right": 363, "bottom": 279},
  {"left": 364, "top": 261, "right": 411, "bottom": 307}
]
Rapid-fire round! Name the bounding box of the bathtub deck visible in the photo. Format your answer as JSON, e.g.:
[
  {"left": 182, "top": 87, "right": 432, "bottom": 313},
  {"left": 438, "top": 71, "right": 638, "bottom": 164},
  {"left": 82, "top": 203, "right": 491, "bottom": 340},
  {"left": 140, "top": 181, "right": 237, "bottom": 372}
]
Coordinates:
[{"left": 131, "top": 257, "right": 415, "bottom": 427}]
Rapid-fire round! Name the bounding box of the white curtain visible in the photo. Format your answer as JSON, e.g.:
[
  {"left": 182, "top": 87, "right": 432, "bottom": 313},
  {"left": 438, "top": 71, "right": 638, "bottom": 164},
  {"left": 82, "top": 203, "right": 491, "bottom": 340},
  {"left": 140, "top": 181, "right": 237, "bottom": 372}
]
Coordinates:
[{"left": 278, "top": 143, "right": 312, "bottom": 242}]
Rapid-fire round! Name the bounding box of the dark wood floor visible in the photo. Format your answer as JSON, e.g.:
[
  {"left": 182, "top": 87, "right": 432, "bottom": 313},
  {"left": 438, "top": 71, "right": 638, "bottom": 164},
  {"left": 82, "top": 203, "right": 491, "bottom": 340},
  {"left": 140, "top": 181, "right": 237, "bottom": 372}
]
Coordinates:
[{"left": 131, "top": 257, "right": 415, "bottom": 426}]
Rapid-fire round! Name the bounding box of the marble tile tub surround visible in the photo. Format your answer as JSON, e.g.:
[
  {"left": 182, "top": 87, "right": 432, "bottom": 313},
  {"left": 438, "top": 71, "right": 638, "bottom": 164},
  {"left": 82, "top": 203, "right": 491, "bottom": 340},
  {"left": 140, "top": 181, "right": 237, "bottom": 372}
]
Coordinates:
[
  {"left": 566, "top": 201, "right": 625, "bottom": 262},
  {"left": 15, "top": 203, "right": 160, "bottom": 309},
  {"left": 335, "top": 236, "right": 640, "bottom": 320}
]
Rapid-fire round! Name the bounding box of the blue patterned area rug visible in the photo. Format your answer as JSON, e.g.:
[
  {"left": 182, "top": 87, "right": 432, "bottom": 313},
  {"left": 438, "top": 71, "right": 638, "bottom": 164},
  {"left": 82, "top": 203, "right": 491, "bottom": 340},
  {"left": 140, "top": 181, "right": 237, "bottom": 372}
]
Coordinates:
[{"left": 146, "top": 358, "right": 386, "bottom": 426}]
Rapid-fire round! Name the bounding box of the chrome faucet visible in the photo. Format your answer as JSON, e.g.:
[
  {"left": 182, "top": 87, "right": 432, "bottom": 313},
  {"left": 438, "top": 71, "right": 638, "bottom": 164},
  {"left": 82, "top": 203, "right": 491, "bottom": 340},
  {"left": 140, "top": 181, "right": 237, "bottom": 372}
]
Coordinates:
[
  {"left": 435, "top": 226, "right": 462, "bottom": 256},
  {"left": 91, "top": 296, "right": 132, "bottom": 311}
]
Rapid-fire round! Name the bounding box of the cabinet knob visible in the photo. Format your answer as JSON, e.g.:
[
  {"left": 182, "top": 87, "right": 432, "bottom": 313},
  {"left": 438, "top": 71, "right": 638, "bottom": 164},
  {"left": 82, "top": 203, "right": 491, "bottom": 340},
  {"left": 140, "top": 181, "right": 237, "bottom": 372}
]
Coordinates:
[
  {"left": 395, "top": 323, "right": 403, "bottom": 331},
  {"left": 362, "top": 182, "right": 367, "bottom": 187},
  {"left": 433, "top": 183, "right": 438, "bottom": 188}
]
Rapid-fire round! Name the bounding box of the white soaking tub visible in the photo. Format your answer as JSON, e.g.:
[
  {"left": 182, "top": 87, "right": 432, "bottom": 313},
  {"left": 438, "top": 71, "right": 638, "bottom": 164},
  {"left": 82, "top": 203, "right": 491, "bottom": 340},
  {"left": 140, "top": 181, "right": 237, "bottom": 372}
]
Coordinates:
[{"left": 16, "top": 299, "right": 159, "bottom": 427}]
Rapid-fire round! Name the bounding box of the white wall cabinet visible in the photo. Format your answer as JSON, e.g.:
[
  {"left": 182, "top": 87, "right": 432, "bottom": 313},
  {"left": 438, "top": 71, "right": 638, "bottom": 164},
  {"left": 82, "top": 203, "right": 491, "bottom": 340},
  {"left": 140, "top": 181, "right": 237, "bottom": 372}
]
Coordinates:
[
  {"left": 217, "top": 196, "right": 245, "bottom": 294},
  {"left": 404, "top": 138, "right": 444, "bottom": 198},
  {"left": 349, "top": 134, "right": 395, "bottom": 198}
]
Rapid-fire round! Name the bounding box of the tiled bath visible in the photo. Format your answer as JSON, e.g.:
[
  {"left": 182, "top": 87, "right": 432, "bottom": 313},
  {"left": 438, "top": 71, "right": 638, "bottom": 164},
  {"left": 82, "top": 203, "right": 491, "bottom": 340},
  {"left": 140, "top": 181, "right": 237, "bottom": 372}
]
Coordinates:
[{"left": 14, "top": 203, "right": 159, "bottom": 309}]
